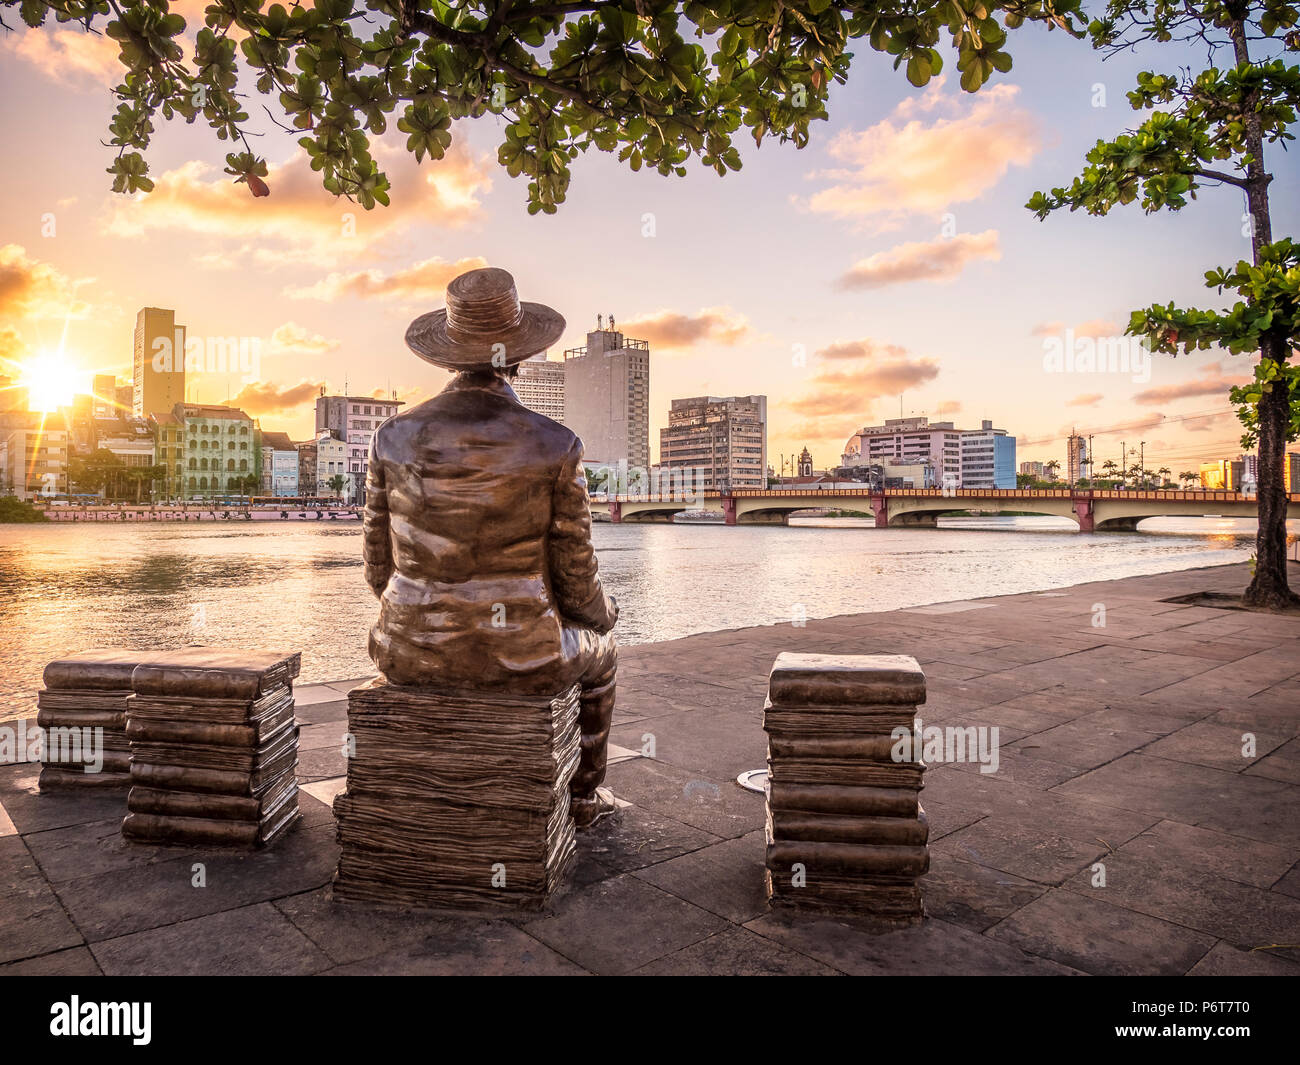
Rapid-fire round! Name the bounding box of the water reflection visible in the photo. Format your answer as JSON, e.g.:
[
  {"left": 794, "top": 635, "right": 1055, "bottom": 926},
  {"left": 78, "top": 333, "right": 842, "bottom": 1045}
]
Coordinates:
[{"left": 0, "top": 516, "right": 1286, "bottom": 719}]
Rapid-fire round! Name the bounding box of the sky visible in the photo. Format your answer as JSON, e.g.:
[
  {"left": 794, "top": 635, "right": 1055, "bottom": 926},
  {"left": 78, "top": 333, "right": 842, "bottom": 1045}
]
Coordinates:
[{"left": 2, "top": 6, "right": 1297, "bottom": 479}]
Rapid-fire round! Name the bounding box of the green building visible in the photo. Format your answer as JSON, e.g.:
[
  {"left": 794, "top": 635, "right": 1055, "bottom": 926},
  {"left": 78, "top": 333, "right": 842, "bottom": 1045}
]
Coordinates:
[{"left": 176, "top": 403, "right": 261, "bottom": 500}]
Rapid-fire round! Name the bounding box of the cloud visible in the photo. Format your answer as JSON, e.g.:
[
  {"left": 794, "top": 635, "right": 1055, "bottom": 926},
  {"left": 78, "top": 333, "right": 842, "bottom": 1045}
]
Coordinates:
[
  {"left": 619, "top": 307, "right": 750, "bottom": 350},
  {"left": 837, "top": 231, "right": 1000, "bottom": 290},
  {"left": 816, "top": 339, "right": 909, "bottom": 361},
  {"left": 804, "top": 83, "right": 1040, "bottom": 222},
  {"left": 268, "top": 322, "right": 339, "bottom": 355},
  {"left": 0, "top": 327, "right": 26, "bottom": 366},
  {"left": 228, "top": 379, "right": 323, "bottom": 416},
  {"left": 785, "top": 341, "right": 941, "bottom": 424},
  {"left": 934, "top": 400, "right": 962, "bottom": 415},
  {"left": 1031, "top": 319, "right": 1121, "bottom": 340},
  {"left": 4, "top": 27, "right": 122, "bottom": 85},
  {"left": 0, "top": 245, "right": 92, "bottom": 319},
  {"left": 370, "top": 384, "right": 428, "bottom": 408},
  {"left": 104, "top": 142, "right": 492, "bottom": 254},
  {"left": 286, "top": 256, "right": 488, "bottom": 302},
  {"left": 1067, "top": 392, "right": 1104, "bottom": 407},
  {"left": 1134, "top": 366, "right": 1250, "bottom": 405},
  {"left": 3, "top": 5, "right": 219, "bottom": 85}
]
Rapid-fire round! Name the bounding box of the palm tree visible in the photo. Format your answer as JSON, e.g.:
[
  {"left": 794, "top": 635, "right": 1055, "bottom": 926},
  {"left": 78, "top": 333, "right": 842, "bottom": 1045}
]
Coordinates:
[
  {"left": 327, "top": 473, "right": 347, "bottom": 500},
  {"left": 1180, "top": 470, "right": 1199, "bottom": 489},
  {"left": 1045, "top": 460, "right": 1061, "bottom": 483},
  {"left": 1157, "top": 466, "right": 1172, "bottom": 488},
  {"left": 1100, "top": 460, "right": 1118, "bottom": 485}
]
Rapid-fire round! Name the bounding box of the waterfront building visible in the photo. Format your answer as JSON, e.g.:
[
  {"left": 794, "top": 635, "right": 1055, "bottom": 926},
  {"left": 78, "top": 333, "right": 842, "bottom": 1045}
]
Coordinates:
[
  {"left": 95, "top": 417, "right": 156, "bottom": 469},
  {"left": 1200, "top": 459, "right": 1239, "bottom": 490},
  {"left": 659, "top": 395, "right": 767, "bottom": 490},
  {"left": 150, "top": 411, "right": 185, "bottom": 500},
  {"left": 295, "top": 440, "right": 317, "bottom": 498},
  {"left": 562, "top": 322, "right": 650, "bottom": 468},
  {"left": 512, "top": 352, "right": 565, "bottom": 422},
  {"left": 1020, "top": 461, "right": 1045, "bottom": 479},
  {"left": 133, "top": 307, "right": 187, "bottom": 418},
  {"left": 315, "top": 430, "right": 349, "bottom": 499},
  {"left": 92, "top": 374, "right": 118, "bottom": 419},
  {"left": 315, "top": 392, "right": 403, "bottom": 504},
  {"left": 797, "top": 447, "right": 813, "bottom": 477},
  {"left": 177, "top": 403, "right": 259, "bottom": 500},
  {"left": 843, "top": 416, "right": 1014, "bottom": 488},
  {"left": 2, "top": 423, "right": 68, "bottom": 500},
  {"left": 260, "top": 431, "right": 299, "bottom": 497}
]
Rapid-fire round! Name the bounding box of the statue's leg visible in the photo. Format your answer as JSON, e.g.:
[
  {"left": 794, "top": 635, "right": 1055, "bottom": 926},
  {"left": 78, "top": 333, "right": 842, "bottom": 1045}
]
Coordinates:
[{"left": 569, "top": 632, "right": 617, "bottom": 829}]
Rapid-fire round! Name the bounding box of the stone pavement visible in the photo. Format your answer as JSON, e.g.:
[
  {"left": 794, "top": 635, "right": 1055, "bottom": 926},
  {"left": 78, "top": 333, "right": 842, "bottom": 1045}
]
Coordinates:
[{"left": 2, "top": 561, "right": 1298, "bottom": 975}]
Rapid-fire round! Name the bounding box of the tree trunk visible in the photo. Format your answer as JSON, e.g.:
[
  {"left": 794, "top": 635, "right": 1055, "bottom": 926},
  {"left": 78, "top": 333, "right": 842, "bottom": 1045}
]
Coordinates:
[
  {"left": 1243, "top": 329, "right": 1298, "bottom": 608},
  {"left": 1231, "top": 15, "right": 1296, "bottom": 609}
]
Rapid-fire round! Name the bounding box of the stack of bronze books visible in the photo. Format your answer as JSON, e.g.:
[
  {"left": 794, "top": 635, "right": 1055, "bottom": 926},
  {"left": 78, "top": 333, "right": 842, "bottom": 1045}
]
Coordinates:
[
  {"left": 37, "top": 650, "right": 141, "bottom": 790},
  {"left": 333, "top": 678, "right": 581, "bottom": 911},
  {"left": 121, "top": 648, "right": 302, "bottom": 848},
  {"left": 763, "top": 652, "right": 929, "bottom": 922}
]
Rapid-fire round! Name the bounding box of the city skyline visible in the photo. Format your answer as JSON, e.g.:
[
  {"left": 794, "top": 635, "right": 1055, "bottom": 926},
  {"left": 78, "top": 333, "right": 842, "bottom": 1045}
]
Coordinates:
[{"left": 2, "top": 11, "right": 1296, "bottom": 474}]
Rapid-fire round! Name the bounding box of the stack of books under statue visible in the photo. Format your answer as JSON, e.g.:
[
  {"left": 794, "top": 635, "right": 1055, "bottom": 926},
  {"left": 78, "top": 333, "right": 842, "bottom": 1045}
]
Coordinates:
[
  {"left": 121, "top": 648, "right": 303, "bottom": 848},
  {"left": 37, "top": 650, "right": 142, "bottom": 791},
  {"left": 333, "top": 678, "right": 582, "bottom": 912},
  {"left": 763, "top": 652, "right": 929, "bottom": 923}
]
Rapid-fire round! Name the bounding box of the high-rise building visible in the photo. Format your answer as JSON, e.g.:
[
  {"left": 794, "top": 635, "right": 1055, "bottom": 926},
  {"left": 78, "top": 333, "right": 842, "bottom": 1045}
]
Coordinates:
[
  {"left": 315, "top": 392, "right": 403, "bottom": 503},
  {"left": 659, "top": 395, "right": 767, "bottom": 490},
  {"left": 1066, "top": 432, "right": 1088, "bottom": 485},
  {"left": 842, "top": 416, "right": 1015, "bottom": 489},
  {"left": 562, "top": 323, "right": 650, "bottom": 469},
  {"left": 512, "top": 352, "right": 565, "bottom": 423},
  {"left": 92, "top": 374, "right": 118, "bottom": 419},
  {"left": 1019, "top": 461, "right": 1045, "bottom": 479},
  {"left": 133, "top": 308, "right": 186, "bottom": 418}
]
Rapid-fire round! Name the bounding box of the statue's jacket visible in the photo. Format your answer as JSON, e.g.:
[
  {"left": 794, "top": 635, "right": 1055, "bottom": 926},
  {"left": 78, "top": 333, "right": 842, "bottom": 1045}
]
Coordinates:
[{"left": 363, "top": 372, "right": 617, "bottom": 694}]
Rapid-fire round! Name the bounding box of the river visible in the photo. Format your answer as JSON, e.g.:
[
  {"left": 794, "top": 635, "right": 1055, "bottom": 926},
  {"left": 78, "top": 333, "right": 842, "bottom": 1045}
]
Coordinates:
[{"left": 0, "top": 515, "right": 1284, "bottom": 718}]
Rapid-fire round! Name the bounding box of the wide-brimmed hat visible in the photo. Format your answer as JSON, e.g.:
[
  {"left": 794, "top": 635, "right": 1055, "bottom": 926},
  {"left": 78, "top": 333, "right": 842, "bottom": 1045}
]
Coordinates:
[{"left": 405, "top": 267, "right": 565, "bottom": 370}]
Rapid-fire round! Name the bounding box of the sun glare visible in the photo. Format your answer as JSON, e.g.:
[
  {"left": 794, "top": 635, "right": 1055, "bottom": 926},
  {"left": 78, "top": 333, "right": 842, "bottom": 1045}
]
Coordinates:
[{"left": 19, "top": 351, "right": 81, "bottom": 413}]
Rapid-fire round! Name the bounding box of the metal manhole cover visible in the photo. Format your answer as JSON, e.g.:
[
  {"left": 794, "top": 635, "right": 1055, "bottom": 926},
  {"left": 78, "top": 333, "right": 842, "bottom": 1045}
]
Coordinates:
[{"left": 736, "top": 769, "right": 768, "bottom": 793}]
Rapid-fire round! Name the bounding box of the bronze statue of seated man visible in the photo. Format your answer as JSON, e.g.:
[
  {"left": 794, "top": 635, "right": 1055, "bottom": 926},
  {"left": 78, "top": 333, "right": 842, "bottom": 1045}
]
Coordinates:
[{"left": 361, "top": 267, "right": 618, "bottom": 829}]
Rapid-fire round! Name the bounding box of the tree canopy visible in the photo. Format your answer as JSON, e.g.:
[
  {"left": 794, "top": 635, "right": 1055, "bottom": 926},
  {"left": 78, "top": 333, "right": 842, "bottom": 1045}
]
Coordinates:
[
  {"left": 1027, "top": 0, "right": 1300, "bottom": 607},
  {"left": 4, "top": 0, "right": 1083, "bottom": 212}
]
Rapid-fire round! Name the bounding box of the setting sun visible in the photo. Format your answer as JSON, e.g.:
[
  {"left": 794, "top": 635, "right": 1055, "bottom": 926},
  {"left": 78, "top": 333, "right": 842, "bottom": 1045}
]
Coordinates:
[{"left": 19, "top": 350, "right": 83, "bottom": 413}]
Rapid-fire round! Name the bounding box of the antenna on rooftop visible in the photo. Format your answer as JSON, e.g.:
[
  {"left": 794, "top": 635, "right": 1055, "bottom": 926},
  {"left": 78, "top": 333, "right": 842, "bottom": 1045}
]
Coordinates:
[
  {"left": 597, "top": 314, "right": 603, "bottom": 329},
  {"left": 610, "top": 314, "right": 616, "bottom": 330}
]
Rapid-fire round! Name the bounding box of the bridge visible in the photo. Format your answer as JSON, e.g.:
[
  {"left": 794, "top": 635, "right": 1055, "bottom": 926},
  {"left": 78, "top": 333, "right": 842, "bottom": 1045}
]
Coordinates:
[{"left": 589, "top": 486, "right": 1294, "bottom": 532}]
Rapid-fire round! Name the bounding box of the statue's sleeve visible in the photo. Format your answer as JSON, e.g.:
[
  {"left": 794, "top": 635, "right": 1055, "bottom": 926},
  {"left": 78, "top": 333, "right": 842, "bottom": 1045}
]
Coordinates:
[
  {"left": 362, "top": 432, "right": 393, "bottom": 597},
  {"left": 548, "top": 437, "right": 617, "bottom": 634}
]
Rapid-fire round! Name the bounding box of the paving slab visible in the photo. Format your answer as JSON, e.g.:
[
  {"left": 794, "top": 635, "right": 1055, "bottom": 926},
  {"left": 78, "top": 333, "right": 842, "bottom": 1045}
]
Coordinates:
[
  {"left": 744, "top": 912, "right": 1080, "bottom": 975},
  {"left": 629, "top": 926, "right": 839, "bottom": 975},
  {"left": 520, "top": 873, "right": 728, "bottom": 975},
  {"left": 986, "top": 888, "right": 1215, "bottom": 976},
  {"left": 91, "top": 902, "right": 332, "bottom": 975},
  {"left": 0, "top": 836, "right": 84, "bottom": 964}
]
